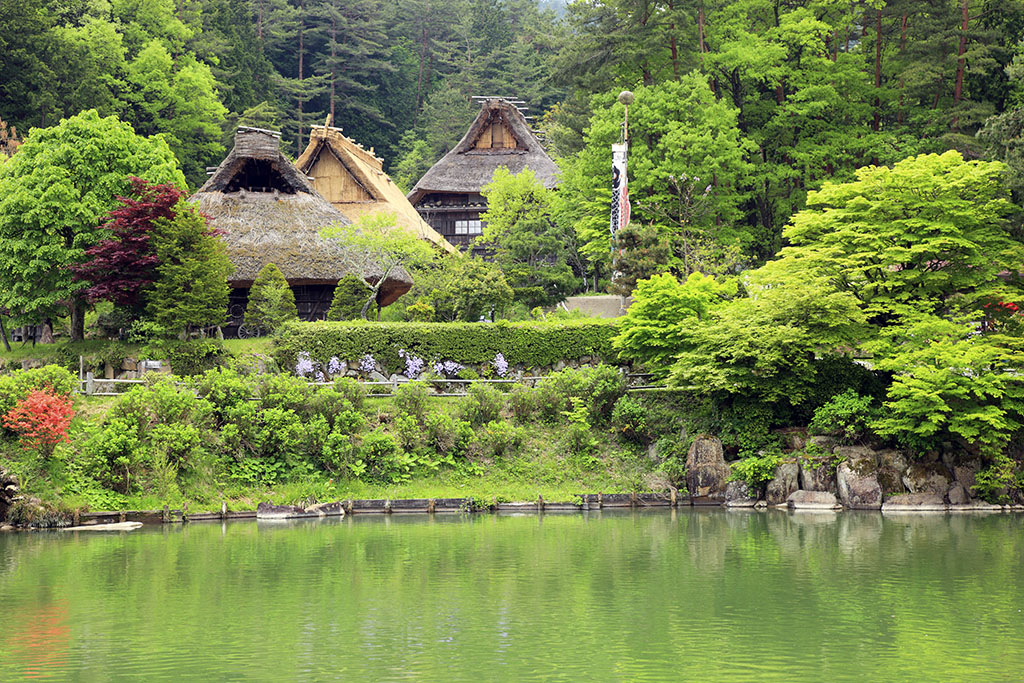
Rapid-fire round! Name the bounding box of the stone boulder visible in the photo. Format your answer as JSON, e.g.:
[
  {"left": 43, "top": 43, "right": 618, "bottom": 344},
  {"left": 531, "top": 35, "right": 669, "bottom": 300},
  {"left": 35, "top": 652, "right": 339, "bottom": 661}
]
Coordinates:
[
  {"left": 902, "top": 462, "right": 952, "bottom": 495},
  {"left": 952, "top": 459, "right": 981, "bottom": 493},
  {"left": 836, "top": 453, "right": 883, "bottom": 510},
  {"left": 881, "top": 493, "right": 947, "bottom": 512},
  {"left": 787, "top": 490, "right": 841, "bottom": 510},
  {"left": 6, "top": 496, "right": 70, "bottom": 528},
  {"left": 798, "top": 456, "right": 837, "bottom": 493},
  {"left": 946, "top": 483, "right": 970, "bottom": 506},
  {"left": 685, "top": 436, "right": 730, "bottom": 502},
  {"left": 808, "top": 435, "right": 839, "bottom": 451},
  {"left": 723, "top": 480, "right": 758, "bottom": 507},
  {"left": 0, "top": 467, "right": 19, "bottom": 523},
  {"left": 764, "top": 462, "right": 800, "bottom": 506},
  {"left": 874, "top": 449, "right": 908, "bottom": 497},
  {"left": 256, "top": 502, "right": 306, "bottom": 519}
]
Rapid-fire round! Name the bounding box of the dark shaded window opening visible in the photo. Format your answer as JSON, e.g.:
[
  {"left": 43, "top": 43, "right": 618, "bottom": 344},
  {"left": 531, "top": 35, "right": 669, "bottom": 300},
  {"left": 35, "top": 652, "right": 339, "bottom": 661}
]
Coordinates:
[{"left": 226, "top": 159, "right": 296, "bottom": 194}]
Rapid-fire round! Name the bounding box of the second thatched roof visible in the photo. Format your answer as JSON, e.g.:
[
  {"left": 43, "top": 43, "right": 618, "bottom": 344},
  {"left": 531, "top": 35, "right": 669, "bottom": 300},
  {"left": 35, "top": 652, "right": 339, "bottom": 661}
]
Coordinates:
[
  {"left": 407, "top": 99, "right": 560, "bottom": 205},
  {"left": 191, "top": 127, "right": 412, "bottom": 305},
  {"left": 296, "top": 126, "right": 456, "bottom": 253}
]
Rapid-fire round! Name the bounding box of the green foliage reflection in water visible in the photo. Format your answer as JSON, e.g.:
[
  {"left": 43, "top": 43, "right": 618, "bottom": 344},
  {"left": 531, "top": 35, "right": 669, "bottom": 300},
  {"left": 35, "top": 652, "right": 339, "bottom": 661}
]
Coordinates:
[{"left": 2, "top": 513, "right": 1024, "bottom": 681}]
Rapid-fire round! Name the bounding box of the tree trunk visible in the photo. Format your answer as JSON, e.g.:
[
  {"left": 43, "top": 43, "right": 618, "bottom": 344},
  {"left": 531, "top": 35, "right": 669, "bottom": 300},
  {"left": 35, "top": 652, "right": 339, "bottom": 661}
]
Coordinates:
[
  {"left": 873, "top": 8, "right": 882, "bottom": 132},
  {"left": 329, "top": 0, "right": 337, "bottom": 122},
  {"left": 298, "top": 3, "right": 305, "bottom": 149},
  {"left": 667, "top": 0, "right": 679, "bottom": 80},
  {"left": 698, "top": 5, "right": 706, "bottom": 65},
  {"left": 361, "top": 276, "right": 387, "bottom": 320},
  {"left": 70, "top": 299, "right": 85, "bottom": 342},
  {"left": 954, "top": 0, "right": 969, "bottom": 105},
  {"left": 0, "top": 314, "right": 10, "bottom": 352}
]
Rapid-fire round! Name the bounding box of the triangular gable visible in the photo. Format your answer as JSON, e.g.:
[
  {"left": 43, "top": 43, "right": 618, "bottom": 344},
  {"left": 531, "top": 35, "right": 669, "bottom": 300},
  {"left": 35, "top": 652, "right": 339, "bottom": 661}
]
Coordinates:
[
  {"left": 463, "top": 108, "right": 524, "bottom": 153},
  {"left": 200, "top": 128, "right": 314, "bottom": 195},
  {"left": 305, "top": 141, "right": 377, "bottom": 203}
]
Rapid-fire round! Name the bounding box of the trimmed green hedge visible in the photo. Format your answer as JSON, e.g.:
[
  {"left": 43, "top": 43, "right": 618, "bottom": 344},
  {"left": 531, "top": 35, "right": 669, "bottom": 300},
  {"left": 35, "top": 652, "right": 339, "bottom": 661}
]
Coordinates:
[{"left": 272, "top": 320, "right": 621, "bottom": 373}]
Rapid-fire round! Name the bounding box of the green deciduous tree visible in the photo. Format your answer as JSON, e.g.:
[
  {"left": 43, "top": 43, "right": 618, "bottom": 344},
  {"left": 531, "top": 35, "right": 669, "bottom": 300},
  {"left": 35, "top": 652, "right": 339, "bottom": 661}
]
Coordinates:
[
  {"left": 245, "top": 262, "right": 298, "bottom": 333},
  {"left": 0, "top": 110, "right": 185, "bottom": 340},
  {"left": 558, "top": 74, "right": 755, "bottom": 278},
  {"left": 613, "top": 271, "right": 736, "bottom": 376},
  {"left": 422, "top": 256, "right": 514, "bottom": 322},
  {"left": 659, "top": 151, "right": 1024, "bottom": 452},
  {"left": 480, "top": 167, "right": 584, "bottom": 308},
  {"left": 321, "top": 212, "right": 437, "bottom": 320}
]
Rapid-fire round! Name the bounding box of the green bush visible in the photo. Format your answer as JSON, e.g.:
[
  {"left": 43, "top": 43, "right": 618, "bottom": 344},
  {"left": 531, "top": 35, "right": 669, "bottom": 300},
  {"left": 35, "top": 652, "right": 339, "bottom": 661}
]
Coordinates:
[
  {"left": 561, "top": 397, "right": 598, "bottom": 458},
  {"left": 534, "top": 365, "right": 626, "bottom": 425},
  {"left": 326, "top": 274, "right": 369, "bottom": 321},
  {"left": 611, "top": 395, "right": 648, "bottom": 443},
  {"left": 809, "top": 390, "right": 879, "bottom": 443},
  {"left": 245, "top": 263, "right": 298, "bottom": 333},
  {"left": 458, "top": 382, "right": 504, "bottom": 426},
  {"left": 506, "top": 383, "right": 537, "bottom": 423},
  {"left": 331, "top": 377, "right": 366, "bottom": 410},
  {"left": 0, "top": 365, "right": 78, "bottom": 418},
  {"left": 272, "top": 319, "right": 620, "bottom": 376},
  {"left": 154, "top": 339, "right": 226, "bottom": 376},
  {"left": 358, "top": 428, "right": 410, "bottom": 483},
  {"left": 972, "top": 454, "right": 1023, "bottom": 504},
  {"left": 393, "top": 382, "right": 430, "bottom": 422},
  {"left": 475, "top": 420, "right": 523, "bottom": 458},
  {"left": 727, "top": 451, "right": 782, "bottom": 490}
]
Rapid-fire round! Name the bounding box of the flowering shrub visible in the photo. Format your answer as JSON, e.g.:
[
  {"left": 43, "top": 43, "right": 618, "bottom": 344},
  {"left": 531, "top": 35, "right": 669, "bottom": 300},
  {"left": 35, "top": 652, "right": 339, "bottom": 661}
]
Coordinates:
[
  {"left": 359, "top": 353, "right": 377, "bottom": 373},
  {"left": 433, "top": 360, "right": 464, "bottom": 378},
  {"left": 397, "top": 349, "right": 425, "bottom": 378},
  {"left": 328, "top": 356, "right": 344, "bottom": 376},
  {"left": 2, "top": 389, "right": 75, "bottom": 456},
  {"left": 295, "top": 352, "right": 315, "bottom": 377},
  {"left": 492, "top": 353, "right": 509, "bottom": 377}
]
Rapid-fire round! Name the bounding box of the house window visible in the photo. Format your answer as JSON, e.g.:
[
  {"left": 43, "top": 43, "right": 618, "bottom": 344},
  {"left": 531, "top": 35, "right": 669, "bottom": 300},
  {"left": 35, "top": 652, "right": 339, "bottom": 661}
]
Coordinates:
[{"left": 454, "top": 219, "right": 482, "bottom": 235}]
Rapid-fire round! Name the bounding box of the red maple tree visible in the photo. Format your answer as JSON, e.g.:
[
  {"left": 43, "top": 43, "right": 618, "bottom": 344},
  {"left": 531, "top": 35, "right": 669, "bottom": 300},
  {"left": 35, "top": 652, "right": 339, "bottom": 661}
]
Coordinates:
[
  {"left": 71, "top": 177, "right": 184, "bottom": 314},
  {"left": 3, "top": 389, "right": 75, "bottom": 455}
]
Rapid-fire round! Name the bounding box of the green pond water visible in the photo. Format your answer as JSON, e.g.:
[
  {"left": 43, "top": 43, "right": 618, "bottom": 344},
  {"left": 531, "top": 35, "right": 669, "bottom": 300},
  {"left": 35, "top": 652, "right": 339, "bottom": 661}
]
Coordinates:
[{"left": 1, "top": 509, "right": 1022, "bottom": 681}]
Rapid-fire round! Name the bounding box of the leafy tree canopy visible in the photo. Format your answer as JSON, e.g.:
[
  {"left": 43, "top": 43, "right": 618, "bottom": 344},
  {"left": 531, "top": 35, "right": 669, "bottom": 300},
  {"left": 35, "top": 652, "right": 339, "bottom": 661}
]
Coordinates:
[{"left": 0, "top": 110, "right": 184, "bottom": 338}]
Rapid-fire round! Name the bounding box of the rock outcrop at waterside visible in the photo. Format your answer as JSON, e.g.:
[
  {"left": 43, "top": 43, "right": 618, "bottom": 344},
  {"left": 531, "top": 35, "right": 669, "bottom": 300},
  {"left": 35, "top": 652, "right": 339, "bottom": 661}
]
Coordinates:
[
  {"left": 686, "top": 436, "right": 730, "bottom": 503},
  {"left": 765, "top": 462, "right": 799, "bottom": 505},
  {"left": 835, "top": 447, "right": 883, "bottom": 509},
  {"left": 0, "top": 466, "right": 17, "bottom": 523},
  {"left": 798, "top": 456, "right": 837, "bottom": 494},
  {"left": 787, "top": 490, "right": 841, "bottom": 510},
  {"left": 724, "top": 480, "right": 757, "bottom": 507}
]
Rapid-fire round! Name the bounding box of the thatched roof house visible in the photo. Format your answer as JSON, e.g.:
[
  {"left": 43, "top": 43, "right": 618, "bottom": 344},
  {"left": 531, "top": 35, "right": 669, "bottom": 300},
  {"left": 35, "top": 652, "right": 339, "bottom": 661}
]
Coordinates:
[
  {"left": 295, "top": 126, "right": 456, "bottom": 253},
  {"left": 407, "top": 99, "right": 560, "bottom": 252},
  {"left": 191, "top": 127, "right": 412, "bottom": 325}
]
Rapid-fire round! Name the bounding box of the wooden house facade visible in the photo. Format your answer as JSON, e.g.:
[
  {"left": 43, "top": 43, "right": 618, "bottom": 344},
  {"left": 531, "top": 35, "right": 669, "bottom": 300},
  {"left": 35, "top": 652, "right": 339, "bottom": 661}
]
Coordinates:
[
  {"left": 407, "top": 99, "right": 560, "bottom": 253},
  {"left": 295, "top": 126, "right": 455, "bottom": 253}
]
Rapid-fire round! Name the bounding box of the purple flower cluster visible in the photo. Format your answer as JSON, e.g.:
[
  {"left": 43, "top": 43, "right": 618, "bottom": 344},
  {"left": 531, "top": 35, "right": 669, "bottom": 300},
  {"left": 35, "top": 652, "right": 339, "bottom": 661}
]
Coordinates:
[
  {"left": 398, "top": 349, "right": 425, "bottom": 379},
  {"left": 359, "top": 353, "right": 377, "bottom": 373},
  {"left": 492, "top": 352, "right": 508, "bottom": 377},
  {"left": 295, "top": 352, "right": 314, "bottom": 377},
  {"left": 432, "top": 360, "right": 464, "bottom": 377},
  {"left": 328, "top": 356, "right": 344, "bottom": 376}
]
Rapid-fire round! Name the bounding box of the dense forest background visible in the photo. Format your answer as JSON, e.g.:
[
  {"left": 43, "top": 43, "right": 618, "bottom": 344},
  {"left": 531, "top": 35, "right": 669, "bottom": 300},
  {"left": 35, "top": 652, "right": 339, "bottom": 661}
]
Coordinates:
[{"left": 3, "top": 0, "right": 1024, "bottom": 275}]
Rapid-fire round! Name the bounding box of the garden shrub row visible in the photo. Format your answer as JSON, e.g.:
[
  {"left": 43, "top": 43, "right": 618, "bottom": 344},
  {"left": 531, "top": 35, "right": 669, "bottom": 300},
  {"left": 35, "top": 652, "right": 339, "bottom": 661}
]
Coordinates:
[{"left": 272, "top": 319, "right": 621, "bottom": 375}]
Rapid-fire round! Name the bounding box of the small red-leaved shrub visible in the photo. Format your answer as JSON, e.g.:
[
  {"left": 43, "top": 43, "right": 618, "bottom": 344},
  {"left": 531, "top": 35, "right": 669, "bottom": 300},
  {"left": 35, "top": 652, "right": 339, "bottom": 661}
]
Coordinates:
[{"left": 2, "top": 389, "right": 75, "bottom": 455}]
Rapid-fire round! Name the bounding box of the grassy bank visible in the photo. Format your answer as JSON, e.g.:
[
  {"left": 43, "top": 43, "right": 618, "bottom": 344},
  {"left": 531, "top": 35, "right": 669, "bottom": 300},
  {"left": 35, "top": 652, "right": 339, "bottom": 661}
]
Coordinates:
[{"left": 1, "top": 364, "right": 686, "bottom": 523}]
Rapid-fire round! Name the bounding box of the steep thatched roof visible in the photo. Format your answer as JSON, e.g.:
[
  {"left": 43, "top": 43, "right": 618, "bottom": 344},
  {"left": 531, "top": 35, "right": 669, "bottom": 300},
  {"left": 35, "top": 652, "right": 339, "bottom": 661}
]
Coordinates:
[
  {"left": 407, "top": 99, "right": 560, "bottom": 205},
  {"left": 191, "top": 128, "right": 412, "bottom": 305},
  {"left": 296, "top": 126, "right": 456, "bottom": 253}
]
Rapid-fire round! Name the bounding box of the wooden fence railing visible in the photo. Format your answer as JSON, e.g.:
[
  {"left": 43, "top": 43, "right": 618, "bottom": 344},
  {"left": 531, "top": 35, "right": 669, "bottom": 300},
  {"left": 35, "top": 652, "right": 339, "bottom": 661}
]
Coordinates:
[{"left": 78, "top": 357, "right": 663, "bottom": 397}]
